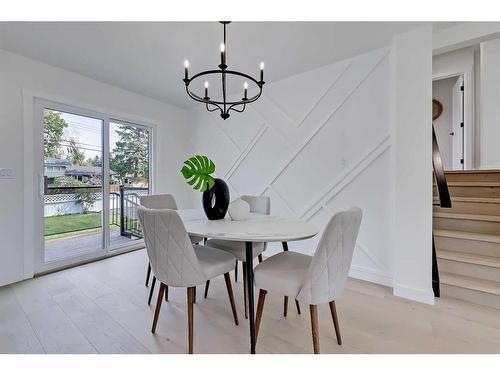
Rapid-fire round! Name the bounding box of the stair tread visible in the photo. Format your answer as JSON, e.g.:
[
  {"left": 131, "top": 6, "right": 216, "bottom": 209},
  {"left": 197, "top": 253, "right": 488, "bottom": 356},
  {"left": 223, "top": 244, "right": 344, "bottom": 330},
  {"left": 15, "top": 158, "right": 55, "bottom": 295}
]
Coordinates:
[
  {"left": 440, "top": 272, "right": 500, "bottom": 295},
  {"left": 434, "top": 229, "right": 500, "bottom": 243},
  {"left": 433, "top": 181, "right": 500, "bottom": 187},
  {"left": 433, "top": 197, "right": 500, "bottom": 204},
  {"left": 433, "top": 212, "right": 500, "bottom": 222},
  {"left": 444, "top": 170, "right": 500, "bottom": 174},
  {"left": 438, "top": 250, "right": 500, "bottom": 268}
]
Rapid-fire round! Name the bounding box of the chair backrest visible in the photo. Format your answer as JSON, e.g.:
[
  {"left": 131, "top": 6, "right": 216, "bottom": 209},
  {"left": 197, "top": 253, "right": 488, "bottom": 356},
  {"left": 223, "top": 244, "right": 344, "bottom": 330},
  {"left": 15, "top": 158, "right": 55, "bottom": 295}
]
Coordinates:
[
  {"left": 137, "top": 207, "right": 206, "bottom": 287},
  {"left": 140, "top": 194, "right": 178, "bottom": 210},
  {"left": 297, "top": 207, "right": 362, "bottom": 305},
  {"left": 241, "top": 195, "right": 270, "bottom": 215}
]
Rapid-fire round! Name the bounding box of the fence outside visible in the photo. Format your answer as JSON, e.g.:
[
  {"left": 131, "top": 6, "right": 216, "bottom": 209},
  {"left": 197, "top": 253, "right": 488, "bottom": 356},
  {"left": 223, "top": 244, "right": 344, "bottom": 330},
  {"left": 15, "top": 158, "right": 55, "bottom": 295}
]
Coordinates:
[{"left": 44, "top": 185, "right": 148, "bottom": 238}]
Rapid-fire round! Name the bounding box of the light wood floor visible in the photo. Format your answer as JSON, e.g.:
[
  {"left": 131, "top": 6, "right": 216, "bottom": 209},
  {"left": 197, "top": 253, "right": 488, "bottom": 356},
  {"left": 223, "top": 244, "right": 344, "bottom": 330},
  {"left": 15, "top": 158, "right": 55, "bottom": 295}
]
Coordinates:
[{"left": 1, "top": 249, "right": 499, "bottom": 354}]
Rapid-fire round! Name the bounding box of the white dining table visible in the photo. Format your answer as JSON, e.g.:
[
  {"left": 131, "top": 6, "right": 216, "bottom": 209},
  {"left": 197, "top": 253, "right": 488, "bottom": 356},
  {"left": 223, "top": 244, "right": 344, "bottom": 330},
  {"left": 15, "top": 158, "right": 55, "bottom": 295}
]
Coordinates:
[{"left": 178, "top": 209, "right": 318, "bottom": 354}]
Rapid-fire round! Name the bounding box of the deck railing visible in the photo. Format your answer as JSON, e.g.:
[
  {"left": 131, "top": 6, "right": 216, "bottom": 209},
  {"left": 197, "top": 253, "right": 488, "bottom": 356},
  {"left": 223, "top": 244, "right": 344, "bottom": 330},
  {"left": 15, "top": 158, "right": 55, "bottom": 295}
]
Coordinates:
[
  {"left": 44, "top": 184, "right": 148, "bottom": 238},
  {"left": 119, "top": 185, "right": 149, "bottom": 239}
]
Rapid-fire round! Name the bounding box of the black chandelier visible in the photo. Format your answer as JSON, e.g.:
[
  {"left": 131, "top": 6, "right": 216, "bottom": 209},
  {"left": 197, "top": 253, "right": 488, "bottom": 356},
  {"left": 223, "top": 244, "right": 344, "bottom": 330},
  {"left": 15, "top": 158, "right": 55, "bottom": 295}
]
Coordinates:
[{"left": 183, "top": 21, "right": 265, "bottom": 120}]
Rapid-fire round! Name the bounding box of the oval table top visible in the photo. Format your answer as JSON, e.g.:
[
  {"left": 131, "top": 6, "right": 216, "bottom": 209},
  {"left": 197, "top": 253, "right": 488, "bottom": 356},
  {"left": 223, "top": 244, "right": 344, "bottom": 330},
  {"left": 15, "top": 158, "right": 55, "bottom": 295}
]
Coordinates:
[{"left": 178, "top": 209, "right": 318, "bottom": 243}]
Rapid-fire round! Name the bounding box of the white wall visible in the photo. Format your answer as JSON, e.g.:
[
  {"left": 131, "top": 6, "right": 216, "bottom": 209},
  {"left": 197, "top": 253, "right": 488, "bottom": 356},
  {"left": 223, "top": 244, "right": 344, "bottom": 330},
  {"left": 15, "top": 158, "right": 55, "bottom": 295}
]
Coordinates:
[
  {"left": 188, "top": 26, "right": 434, "bottom": 303},
  {"left": 432, "top": 77, "right": 456, "bottom": 170},
  {"left": 0, "top": 48, "right": 196, "bottom": 286},
  {"left": 479, "top": 38, "right": 500, "bottom": 169},
  {"left": 392, "top": 26, "right": 434, "bottom": 304}
]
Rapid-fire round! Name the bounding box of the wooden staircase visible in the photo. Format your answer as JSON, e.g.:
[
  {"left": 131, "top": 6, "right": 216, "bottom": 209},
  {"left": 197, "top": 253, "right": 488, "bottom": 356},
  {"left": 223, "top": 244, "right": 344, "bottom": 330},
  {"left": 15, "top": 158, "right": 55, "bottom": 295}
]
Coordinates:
[{"left": 433, "top": 170, "right": 500, "bottom": 309}]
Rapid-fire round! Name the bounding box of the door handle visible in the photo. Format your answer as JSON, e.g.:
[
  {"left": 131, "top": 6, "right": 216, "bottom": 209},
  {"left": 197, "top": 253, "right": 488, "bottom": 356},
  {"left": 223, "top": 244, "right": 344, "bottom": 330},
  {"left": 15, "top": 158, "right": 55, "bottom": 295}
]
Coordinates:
[{"left": 449, "top": 132, "right": 454, "bottom": 136}]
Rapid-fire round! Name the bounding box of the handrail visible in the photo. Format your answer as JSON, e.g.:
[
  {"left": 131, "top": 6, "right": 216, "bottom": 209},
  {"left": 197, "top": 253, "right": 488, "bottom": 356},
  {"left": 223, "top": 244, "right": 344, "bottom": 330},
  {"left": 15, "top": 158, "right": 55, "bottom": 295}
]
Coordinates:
[
  {"left": 431, "top": 123, "right": 452, "bottom": 299},
  {"left": 432, "top": 124, "right": 452, "bottom": 208}
]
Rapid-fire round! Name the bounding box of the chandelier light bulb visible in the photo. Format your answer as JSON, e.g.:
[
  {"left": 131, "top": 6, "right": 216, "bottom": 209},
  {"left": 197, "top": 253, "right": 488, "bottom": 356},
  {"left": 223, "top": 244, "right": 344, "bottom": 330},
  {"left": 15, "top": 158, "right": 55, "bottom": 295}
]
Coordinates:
[
  {"left": 184, "top": 60, "right": 190, "bottom": 68},
  {"left": 260, "top": 62, "right": 265, "bottom": 70},
  {"left": 244, "top": 82, "right": 249, "bottom": 89},
  {"left": 220, "top": 43, "right": 226, "bottom": 53},
  {"left": 205, "top": 81, "right": 209, "bottom": 88}
]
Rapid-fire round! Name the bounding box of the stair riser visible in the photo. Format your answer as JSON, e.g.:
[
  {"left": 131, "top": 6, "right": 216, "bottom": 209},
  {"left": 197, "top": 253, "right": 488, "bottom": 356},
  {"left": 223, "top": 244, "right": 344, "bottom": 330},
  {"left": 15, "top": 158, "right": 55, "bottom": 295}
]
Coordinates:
[
  {"left": 434, "top": 217, "right": 500, "bottom": 235},
  {"left": 435, "top": 236, "right": 500, "bottom": 257},
  {"left": 442, "top": 173, "right": 500, "bottom": 183},
  {"left": 438, "top": 258, "right": 500, "bottom": 283},
  {"left": 433, "top": 201, "right": 500, "bottom": 216},
  {"left": 433, "top": 185, "right": 500, "bottom": 199},
  {"left": 440, "top": 284, "right": 500, "bottom": 309}
]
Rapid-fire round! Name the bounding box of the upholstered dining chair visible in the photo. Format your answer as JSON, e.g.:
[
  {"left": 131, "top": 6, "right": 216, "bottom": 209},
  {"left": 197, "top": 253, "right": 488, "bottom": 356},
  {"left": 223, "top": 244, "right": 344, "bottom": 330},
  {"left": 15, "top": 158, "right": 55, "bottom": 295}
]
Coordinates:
[
  {"left": 205, "top": 195, "right": 270, "bottom": 318},
  {"left": 137, "top": 207, "right": 239, "bottom": 354},
  {"left": 253, "top": 207, "right": 362, "bottom": 354},
  {"left": 140, "top": 194, "right": 203, "bottom": 305}
]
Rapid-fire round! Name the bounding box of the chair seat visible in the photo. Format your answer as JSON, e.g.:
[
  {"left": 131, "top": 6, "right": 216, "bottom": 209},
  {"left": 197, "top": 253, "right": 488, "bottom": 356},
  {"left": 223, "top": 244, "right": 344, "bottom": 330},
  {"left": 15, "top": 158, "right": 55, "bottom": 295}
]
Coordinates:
[
  {"left": 194, "top": 245, "right": 236, "bottom": 280},
  {"left": 205, "top": 239, "right": 265, "bottom": 262},
  {"left": 254, "top": 251, "right": 312, "bottom": 298}
]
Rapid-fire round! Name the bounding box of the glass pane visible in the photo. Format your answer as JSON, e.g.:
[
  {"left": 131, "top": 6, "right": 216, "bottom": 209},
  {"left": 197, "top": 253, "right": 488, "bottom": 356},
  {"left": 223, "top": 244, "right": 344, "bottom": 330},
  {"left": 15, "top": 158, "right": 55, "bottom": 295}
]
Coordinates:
[
  {"left": 109, "top": 121, "right": 150, "bottom": 250},
  {"left": 43, "top": 109, "right": 104, "bottom": 263}
]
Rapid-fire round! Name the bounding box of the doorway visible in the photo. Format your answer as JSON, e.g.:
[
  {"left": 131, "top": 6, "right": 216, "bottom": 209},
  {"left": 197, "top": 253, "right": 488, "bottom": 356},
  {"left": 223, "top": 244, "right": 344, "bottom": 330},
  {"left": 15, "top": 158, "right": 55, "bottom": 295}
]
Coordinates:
[
  {"left": 34, "top": 99, "right": 153, "bottom": 273},
  {"left": 432, "top": 75, "right": 465, "bottom": 170}
]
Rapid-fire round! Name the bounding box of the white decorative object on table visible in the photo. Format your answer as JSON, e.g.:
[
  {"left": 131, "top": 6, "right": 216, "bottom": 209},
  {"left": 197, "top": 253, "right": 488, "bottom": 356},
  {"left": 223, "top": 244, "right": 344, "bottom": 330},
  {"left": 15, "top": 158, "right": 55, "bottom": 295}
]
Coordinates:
[{"left": 228, "top": 198, "right": 250, "bottom": 221}]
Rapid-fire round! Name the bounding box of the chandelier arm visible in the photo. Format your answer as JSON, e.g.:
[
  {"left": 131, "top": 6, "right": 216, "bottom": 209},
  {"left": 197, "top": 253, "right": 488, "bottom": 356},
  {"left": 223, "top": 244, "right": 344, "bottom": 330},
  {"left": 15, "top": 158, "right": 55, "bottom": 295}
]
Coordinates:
[
  {"left": 206, "top": 102, "right": 223, "bottom": 114},
  {"left": 185, "top": 79, "right": 262, "bottom": 106},
  {"left": 227, "top": 102, "right": 246, "bottom": 114}
]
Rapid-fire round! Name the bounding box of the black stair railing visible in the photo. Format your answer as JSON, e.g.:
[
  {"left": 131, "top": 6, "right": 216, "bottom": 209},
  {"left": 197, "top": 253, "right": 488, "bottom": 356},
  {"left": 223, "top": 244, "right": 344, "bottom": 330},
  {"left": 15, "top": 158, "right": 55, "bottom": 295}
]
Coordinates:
[{"left": 431, "top": 124, "right": 452, "bottom": 297}]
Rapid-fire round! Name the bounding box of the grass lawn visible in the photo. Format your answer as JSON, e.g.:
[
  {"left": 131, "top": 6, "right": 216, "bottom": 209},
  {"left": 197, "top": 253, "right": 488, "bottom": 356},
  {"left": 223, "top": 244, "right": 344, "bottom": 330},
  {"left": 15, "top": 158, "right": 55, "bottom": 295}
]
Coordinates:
[{"left": 44, "top": 212, "right": 103, "bottom": 237}]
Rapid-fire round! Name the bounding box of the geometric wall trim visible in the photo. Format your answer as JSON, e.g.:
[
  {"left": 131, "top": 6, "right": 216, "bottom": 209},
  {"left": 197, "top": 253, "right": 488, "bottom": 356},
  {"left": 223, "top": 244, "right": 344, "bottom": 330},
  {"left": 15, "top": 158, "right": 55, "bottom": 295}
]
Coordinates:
[{"left": 189, "top": 47, "right": 394, "bottom": 287}]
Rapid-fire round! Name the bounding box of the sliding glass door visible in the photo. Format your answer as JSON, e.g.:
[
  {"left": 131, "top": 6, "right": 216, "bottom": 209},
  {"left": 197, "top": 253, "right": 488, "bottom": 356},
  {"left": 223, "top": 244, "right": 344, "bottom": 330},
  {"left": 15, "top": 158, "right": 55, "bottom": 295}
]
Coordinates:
[
  {"left": 109, "top": 120, "right": 151, "bottom": 250},
  {"left": 35, "top": 99, "right": 153, "bottom": 272}
]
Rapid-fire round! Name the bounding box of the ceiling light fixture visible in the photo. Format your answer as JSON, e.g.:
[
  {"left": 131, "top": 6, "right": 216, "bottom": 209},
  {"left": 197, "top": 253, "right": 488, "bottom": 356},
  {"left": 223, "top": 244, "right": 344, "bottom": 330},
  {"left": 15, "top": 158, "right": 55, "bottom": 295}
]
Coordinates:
[{"left": 183, "top": 21, "right": 265, "bottom": 120}]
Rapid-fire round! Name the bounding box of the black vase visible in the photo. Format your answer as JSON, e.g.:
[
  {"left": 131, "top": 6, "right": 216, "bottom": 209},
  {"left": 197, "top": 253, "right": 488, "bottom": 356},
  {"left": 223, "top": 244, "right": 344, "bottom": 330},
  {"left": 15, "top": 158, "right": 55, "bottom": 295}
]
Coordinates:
[{"left": 202, "top": 178, "right": 230, "bottom": 220}]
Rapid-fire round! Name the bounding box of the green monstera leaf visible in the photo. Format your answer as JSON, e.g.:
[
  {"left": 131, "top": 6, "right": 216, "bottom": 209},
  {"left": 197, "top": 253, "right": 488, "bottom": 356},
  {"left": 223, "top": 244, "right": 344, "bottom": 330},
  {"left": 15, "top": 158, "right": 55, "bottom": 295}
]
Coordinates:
[{"left": 181, "top": 155, "right": 216, "bottom": 192}]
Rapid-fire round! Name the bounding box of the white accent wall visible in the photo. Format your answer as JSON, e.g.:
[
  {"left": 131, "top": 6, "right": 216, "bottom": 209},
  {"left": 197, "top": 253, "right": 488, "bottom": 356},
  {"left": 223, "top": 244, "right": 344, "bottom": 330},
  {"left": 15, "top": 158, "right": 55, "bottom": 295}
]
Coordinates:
[
  {"left": 0, "top": 48, "right": 195, "bottom": 286},
  {"left": 188, "top": 26, "right": 434, "bottom": 303},
  {"left": 479, "top": 38, "right": 500, "bottom": 169}
]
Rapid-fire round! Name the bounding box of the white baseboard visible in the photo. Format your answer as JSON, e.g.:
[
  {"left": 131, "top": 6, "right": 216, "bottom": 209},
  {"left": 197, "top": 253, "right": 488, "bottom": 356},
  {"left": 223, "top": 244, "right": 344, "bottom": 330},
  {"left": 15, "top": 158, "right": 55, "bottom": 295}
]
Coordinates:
[
  {"left": 349, "top": 264, "right": 393, "bottom": 287},
  {"left": 393, "top": 283, "right": 435, "bottom": 305}
]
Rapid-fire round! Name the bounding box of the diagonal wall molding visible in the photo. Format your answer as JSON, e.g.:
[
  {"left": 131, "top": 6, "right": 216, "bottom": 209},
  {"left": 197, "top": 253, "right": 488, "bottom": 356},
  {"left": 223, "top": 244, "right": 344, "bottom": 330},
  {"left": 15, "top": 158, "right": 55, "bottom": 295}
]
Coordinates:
[
  {"left": 223, "top": 124, "right": 268, "bottom": 180},
  {"left": 256, "top": 50, "right": 389, "bottom": 197},
  {"left": 301, "top": 135, "right": 391, "bottom": 220},
  {"left": 295, "top": 60, "right": 352, "bottom": 128},
  {"left": 190, "top": 47, "right": 393, "bottom": 288}
]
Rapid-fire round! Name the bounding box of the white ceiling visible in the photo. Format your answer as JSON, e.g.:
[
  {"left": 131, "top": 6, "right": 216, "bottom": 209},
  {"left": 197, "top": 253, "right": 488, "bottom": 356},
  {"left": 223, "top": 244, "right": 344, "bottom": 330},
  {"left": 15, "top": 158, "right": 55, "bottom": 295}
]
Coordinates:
[{"left": 0, "top": 22, "right": 458, "bottom": 108}]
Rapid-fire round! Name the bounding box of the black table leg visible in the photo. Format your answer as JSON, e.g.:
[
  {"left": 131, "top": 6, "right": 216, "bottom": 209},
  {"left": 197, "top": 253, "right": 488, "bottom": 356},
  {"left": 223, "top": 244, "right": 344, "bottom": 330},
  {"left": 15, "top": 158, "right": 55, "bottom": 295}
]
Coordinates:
[{"left": 245, "top": 241, "right": 256, "bottom": 354}]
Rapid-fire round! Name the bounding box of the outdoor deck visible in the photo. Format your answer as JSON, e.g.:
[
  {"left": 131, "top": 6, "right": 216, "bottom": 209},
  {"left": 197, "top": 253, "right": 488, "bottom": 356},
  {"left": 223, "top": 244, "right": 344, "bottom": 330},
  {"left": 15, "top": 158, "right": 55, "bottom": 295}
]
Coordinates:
[{"left": 45, "top": 226, "right": 142, "bottom": 263}]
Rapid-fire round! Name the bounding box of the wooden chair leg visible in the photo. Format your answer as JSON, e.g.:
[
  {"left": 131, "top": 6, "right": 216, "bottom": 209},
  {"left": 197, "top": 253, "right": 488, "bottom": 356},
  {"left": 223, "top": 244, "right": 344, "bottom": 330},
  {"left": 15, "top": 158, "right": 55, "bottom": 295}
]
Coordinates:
[
  {"left": 258, "top": 254, "right": 263, "bottom": 263},
  {"left": 295, "top": 299, "right": 301, "bottom": 315},
  {"left": 234, "top": 260, "right": 238, "bottom": 282},
  {"left": 224, "top": 273, "right": 239, "bottom": 326},
  {"left": 165, "top": 285, "right": 169, "bottom": 302},
  {"left": 146, "top": 263, "right": 151, "bottom": 286},
  {"left": 148, "top": 276, "right": 156, "bottom": 305},
  {"left": 151, "top": 283, "right": 165, "bottom": 333},
  {"left": 187, "top": 287, "right": 195, "bottom": 354},
  {"left": 242, "top": 262, "right": 248, "bottom": 319},
  {"left": 283, "top": 296, "right": 288, "bottom": 317},
  {"left": 255, "top": 289, "right": 267, "bottom": 341},
  {"left": 309, "top": 305, "right": 320, "bottom": 354},
  {"left": 204, "top": 280, "right": 210, "bottom": 299},
  {"left": 329, "top": 301, "right": 342, "bottom": 345}
]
